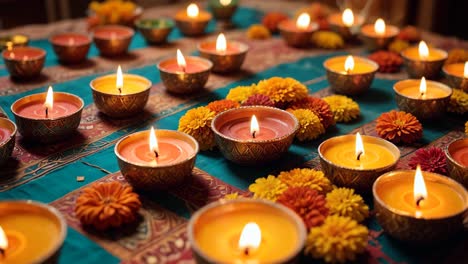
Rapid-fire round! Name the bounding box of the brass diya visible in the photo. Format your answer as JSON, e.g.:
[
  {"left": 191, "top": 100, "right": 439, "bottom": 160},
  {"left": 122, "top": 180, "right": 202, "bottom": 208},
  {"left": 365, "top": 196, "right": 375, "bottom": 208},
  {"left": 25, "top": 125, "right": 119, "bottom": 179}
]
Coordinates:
[
  {"left": 318, "top": 135, "right": 400, "bottom": 193},
  {"left": 174, "top": 8, "right": 212, "bottom": 37},
  {"left": 278, "top": 20, "right": 319, "bottom": 48},
  {"left": 211, "top": 106, "right": 299, "bottom": 165},
  {"left": 373, "top": 170, "right": 468, "bottom": 244},
  {"left": 135, "top": 18, "right": 174, "bottom": 45},
  {"left": 445, "top": 138, "right": 468, "bottom": 188},
  {"left": 0, "top": 117, "right": 16, "bottom": 165},
  {"left": 49, "top": 33, "right": 91, "bottom": 64},
  {"left": 157, "top": 56, "right": 213, "bottom": 94},
  {"left": 401, "top": 47, "right": 448, "bottom": 79},
  {"left": 359, "top": 24, "right": 400, "bottom": 51},
  {"left": 11, "top": 92, "right": 84, "bottom": 143},
  {"left": 90, "top": 74, "right": 152, "bottom": 118},
  {"left": 115, "top": 129, "right": 199, "bottom": 191},
  {"left": 393, "top": 79, "right": 452, "bottom": 120},
  {"left": 2, "top": 47, "right": 46, "bottom": 79},
  {"left": 208, "top": 0, "right": 238, "bottom": 21},
  {"left": 92, "top": 25, "right": 134, "bottom": 57},
  {"left": 197, "top": 40, "right": 249, "bottom": 73}
]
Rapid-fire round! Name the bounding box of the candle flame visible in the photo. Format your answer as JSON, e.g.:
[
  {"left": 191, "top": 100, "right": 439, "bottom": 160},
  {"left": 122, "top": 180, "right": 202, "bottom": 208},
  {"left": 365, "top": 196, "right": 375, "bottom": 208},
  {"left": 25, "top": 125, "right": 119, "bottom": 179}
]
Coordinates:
[
  {"left": 176, "top": 49, "right": 187, "bottom": 72},
  {"left": 68, "top": 38, "right": 75, "bottom": 46},
  {"left": 216, "top": 33, "right": 227, "bottom": 53},
  {"left": 419, "top": 77, "right": 427, "bottom": 98},
  {"left": 344, "top": 55, "right": 355, "bottom": 73},
  {"left": 238, "top": 222, "right": 261, "bottom": 255},
  {"left": 419, "top": 41, "right": 429, "bottom": 60},
  {"left": 296, "top": 13, "right": 311, "bottom": 30},
  {"left": 355, "top": 132, "right": 365, "bottom": 160},
  {"left": 374, "top": 18, "right": 386, "bottom": 35},
  {"left": 413, "top": 165, "right": 428, "bottom": 207},
  {"left": 149, "top": 126, "right": 159, "bottom": 159},
  {"left": 342, "top": 8, "right": 354, "bottom": 27},
  {"left": 6, "top": 41, "right": 13, "bottom": 51},
  {"left": 116, "top": 65, "right": 123, "bottom": 94},
  {"left": 187, "top": 3, "right": 199, "bottom": 18},
  {"left": 0, "top": 226, "right": 7, "bottom": 253},
  {"left": 464, "top": 62, "right": 468, "bottom": 78},
  {"left": 220, "top": 0, "right": 232, "bottom": 6},
  {"left": 44, "top": 86, "right": 54, "bottom": 116},
  {"left": 9, "top": 52, "right": 15, "bottom": 59},
  {"left": 250, "top": 115, "right": 259, "bottom": 138}
]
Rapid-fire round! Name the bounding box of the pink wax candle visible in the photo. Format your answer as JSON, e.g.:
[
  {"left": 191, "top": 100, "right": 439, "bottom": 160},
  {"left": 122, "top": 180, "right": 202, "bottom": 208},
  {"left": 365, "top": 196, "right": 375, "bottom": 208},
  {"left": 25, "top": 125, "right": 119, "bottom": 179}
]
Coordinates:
[
  {"left": 451, "top": 147, "right": 468, "bottom": 166},
  {"left": 278, "top": 19, "right": 318, "bottom": 33},
  {"left": 0, "top": 127, "right": 12, "bottom": 145},
  {"left": 2, "top": 46, "right": 45, "bottom": 61},
  {"left": 50, "top": 33, "right": 91, "bottom": 46},
  {"left": 218, "top": 116, "right": 290, "bottom": 141},
  {"left": 15, "top": 100, "right": 79, "bottom": 119},
  {"left": 159, "top": 57, "right": 211, "bottom": 73}
]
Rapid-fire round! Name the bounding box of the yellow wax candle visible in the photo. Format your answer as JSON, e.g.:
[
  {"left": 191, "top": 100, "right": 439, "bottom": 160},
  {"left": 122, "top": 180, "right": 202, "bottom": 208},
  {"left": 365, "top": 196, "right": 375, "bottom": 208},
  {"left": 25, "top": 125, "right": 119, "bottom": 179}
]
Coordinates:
[
  {"left": 91, "top": 74, "right": 150, "bottom": 95},
  {"left": 443, "top": 62, "right": 468, "bottom": 78},
  {"left": 401, "top": 42, "right": 447, "bottom": 61},
  {"left": 191, "top": 200, "right": 305, "bottom": 263},
  {"left": 175, "top": 3, "right": 211, "bottom": 22},
  {"left": 327, "top": 12, "right": 364, "bottom": 27},
  {"left": 395, "top": 78, "right": 451, "bottom": 99},
  {"left": 325, "top": 55, "right": 377, "bottom": 74},
  {"left": 0, "top": 202, "right": 65, "bottom": 264},
  {"left": 375, "top": 171, "right": 466, "bottom": 218},
  {"left": 322, "top": 139, "right": 396, "bottom": 169}
]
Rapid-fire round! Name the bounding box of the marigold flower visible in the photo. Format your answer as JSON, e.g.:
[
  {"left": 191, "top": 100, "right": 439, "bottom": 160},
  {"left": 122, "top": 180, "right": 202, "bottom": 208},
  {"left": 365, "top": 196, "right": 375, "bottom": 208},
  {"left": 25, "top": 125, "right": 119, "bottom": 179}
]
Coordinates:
[
  {"left": 248, "top": 175, "right": 287, "bottom": 201},
  {"left": 277, "top": 187, "right": 329, "bottom": 229},
  {"left": 226, "top": 85, "right": 256, "bottom": 103},
  {"left": 241, "top": 94, "right": 275, "bottom": 107},
  {"left": 323, "top": 95, "right": 360, "bottom": 123},
  {"left": 408, "top": 147, "right": 447, "bottom": 175},
  {"left": 289, "top": 96, "right": 335, "bottom": 128},
  {"left": 305, "top": 215, "right": 369, "bottom": 263},
  {"left": 256, "top": 77, "right": 308, "bottom": 104},
  {"left": 247, "top": 24, "right": 271, "bottom": 40},
  {"left": 206, "top": 99, "right": 239, "bottom": 114},
  {"left": 375, "top": 110, "right": 422, "bottom": 144},
  {"left": 278, "top": 168, "right": 333, "bottom": 193},
  {"left": 311, "top": 31, "right": 344, "bottom": 49},
  {"left": 288, "top": 109, "right": 325, "bottom": 141},
  {"left": 326, "top": 188, "right": 369, "bottom": 222},
  {"left": 262, "top": 12, "right": 288, "bottom": 33},
  {"left": 178, "top": 106, "right": 216, "bottom": 150},
  {"left": 448, "top": 89, "right": 468, "bottom": 114}
]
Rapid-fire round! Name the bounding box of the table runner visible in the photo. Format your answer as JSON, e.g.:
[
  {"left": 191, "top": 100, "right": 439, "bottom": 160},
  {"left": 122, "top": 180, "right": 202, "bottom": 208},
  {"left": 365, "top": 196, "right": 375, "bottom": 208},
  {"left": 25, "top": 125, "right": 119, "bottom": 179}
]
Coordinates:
[{"left": 0, "top": 1, "right": 467, "bottom": 263}]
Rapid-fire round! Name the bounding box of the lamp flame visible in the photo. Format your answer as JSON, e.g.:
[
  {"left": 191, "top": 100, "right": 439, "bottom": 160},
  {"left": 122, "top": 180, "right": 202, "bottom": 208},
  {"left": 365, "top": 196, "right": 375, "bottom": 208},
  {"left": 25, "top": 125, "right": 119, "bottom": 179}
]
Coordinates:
[
  {"left": 176, "top": 49, "right": 187, "bottom": 72},
  {"left": 344, "top": 55, "right": 355, "bottom": 73},
  {"left": 296, "top": 13, "right": 311, "bottom": 30},
  {"left": 0, "top": 226, "right": 7, "bottom": 256},
  {"left": 149, "top": 126, "right": 159, "bottom": 159},
  {"left": 342, "top": 8, "right": 354, "bottom": 27},
  {"left": 374, "top": 18, "right": 386, "bottom": 35},
  {"left": 419, "top": 77, "right": 427, "bottom": 98},
  {"left": 238, "top": 222, "right": 261, "bottom": 256},
  {"left": 220, "top": 0, "right": 231, "bottom": 6},
  {"left": 216, "top": 33, "right": 227, "bottom": 53},
  {"left": 464, "top": 62, "right": 468, "bottom": 78},
  {"left": 187, "top": 3, "right": 199, "bottom": 18},
  {"left": 116, "top": 65, "right": 123, "bottom": 94},
  {"left": 355, "top": 132, "right": 365, "bottom": 160},
  {"left": 419, "top": 41, "right": 429, "bottom": 60},
  {"left": 250, "top": 115, "right": 259, "bottom": 138},
  {"left": 413, "top": 165, "right": 428, "bottom": 207},
  {"left": 44, "top": 86, "right": 54, "bottom": 118}
]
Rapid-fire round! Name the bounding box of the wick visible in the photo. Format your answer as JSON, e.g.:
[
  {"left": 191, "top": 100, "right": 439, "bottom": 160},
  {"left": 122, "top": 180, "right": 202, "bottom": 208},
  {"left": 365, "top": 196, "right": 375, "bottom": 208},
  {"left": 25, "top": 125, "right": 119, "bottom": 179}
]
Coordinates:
[
  {"left": 0, "top": 248, "right": 5, "bottom": 258},
  {"left": 346, "top": 69, "right": 351, "bottom": 74},
  {"left": 244, "top": 247, "right": 250, "bottom": 256},
  {"left": 420, "top": 92, "right": 425, "bottom": 98},
  {"left": 45, "top": 107, "right": 49, "bottom": 118},
  {"left": 416, "top": 196, "right": 424, "bottom": 207},
  {"left": 154, "top": 150, "right": 159, "bottom": 158},
  {"left": 181, "top": 66, "right": 186, "bottom": 73},
  {"left": 252, "top": 131, "right": 256, "bottom": 139},
  {"left": 356, "top": 151, "right": 363, "bottom": 161},
  {"left": 118, "top": 87, "right": 122, "bottom": 95}
]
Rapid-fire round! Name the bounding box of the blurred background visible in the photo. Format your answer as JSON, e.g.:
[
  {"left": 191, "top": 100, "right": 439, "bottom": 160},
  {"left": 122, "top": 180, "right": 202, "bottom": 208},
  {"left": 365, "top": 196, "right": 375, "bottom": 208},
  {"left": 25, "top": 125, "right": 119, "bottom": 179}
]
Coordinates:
[{"left": 0, "top": 0, "right": 467, "bottom": 39}]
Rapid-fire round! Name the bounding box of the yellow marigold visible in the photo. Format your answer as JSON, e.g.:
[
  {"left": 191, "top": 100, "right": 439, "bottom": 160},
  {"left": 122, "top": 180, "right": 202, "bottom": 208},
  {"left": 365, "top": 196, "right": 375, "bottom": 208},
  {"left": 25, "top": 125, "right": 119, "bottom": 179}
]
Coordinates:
[
  {"left": 326, "top": 188, "right": 369, "bottom": 222},
  {"left": 206, "top": 99, "right": 239, "bottom": 114},
  {"left": 226, "top": 85, "right": 256, "bottom": 103},
  {"left": 256, "top": 77, "right": 308, "bottom": 104},
  {"left": 466, "top": 121, "right": 468, "bottom": 136},
  {"left": 388, "top": 39, "right": 410, "bottom": 54},
  {"left": 448, "top": 89, "right": 468, "bottom": 114},
  {"left": 311, "top": 31, "right": 344, "bottom": 49},
  {"left": 224, "top": 192, "right": 239, "bottom": 200},
  {"left": 247, "top": 24, "right": 271, "bottom": 40},
  {"left": 248, "top": 175, "right": 287, "bottom": 201},
  {"left": 178, "top": 106, "right": 216, "bottom": 151},
  {"left": 288, "top": 109, "right": 325, "bottom": 141},
  {"left": 305, "top": 215, "right": 368, "bottom": 263},
  {"left": 278, "top": 168, "right": 333, "bottom": 193},
  {"left": 323, "top": 95, "right": 360, "bottom": 122}
]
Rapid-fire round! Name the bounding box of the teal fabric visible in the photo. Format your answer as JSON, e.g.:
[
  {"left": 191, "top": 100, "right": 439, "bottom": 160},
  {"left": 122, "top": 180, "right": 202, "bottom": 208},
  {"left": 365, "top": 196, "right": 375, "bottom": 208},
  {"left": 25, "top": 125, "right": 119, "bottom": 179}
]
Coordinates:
[{"left": 0, "top": 6, "right": 263, "bottom": 77}]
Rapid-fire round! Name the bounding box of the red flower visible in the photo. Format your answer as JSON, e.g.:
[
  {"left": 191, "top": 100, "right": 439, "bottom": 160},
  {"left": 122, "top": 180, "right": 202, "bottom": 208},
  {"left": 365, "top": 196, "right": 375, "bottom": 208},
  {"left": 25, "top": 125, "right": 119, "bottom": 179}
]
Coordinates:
[
  {"left": 408, "top": 147, "right": 447, "bottom": 175},
  {"left": 289, "top": 96, "right": 335, "bottom": 129}
]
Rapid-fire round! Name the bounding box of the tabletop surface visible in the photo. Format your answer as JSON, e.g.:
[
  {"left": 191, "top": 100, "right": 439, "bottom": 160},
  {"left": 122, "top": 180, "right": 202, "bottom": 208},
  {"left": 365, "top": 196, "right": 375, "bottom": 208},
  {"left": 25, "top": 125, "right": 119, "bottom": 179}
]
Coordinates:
[{"left": 0, "top": 1, "right": 467, "bottom": 263}]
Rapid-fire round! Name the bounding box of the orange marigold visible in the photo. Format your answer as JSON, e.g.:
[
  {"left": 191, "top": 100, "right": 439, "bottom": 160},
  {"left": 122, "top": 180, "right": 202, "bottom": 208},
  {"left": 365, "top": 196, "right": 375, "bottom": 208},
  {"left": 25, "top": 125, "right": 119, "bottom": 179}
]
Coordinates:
[
  {"left": 289, "top": 96, "right": 335, "bottom": 128},
  {"left": 376, "top": 110, "right": 423, "bottom": 144},
  {"left": 247, "top": 24, "right": 271, "bottom": 40},
  {"left": 262, "top": 12, "right": 288, "bottom": 33},
  {"left": 256, "top": 77, "right": 308, "bottom": 103},
  {"left": 206, "top": 99, "right": 239, "bottom": 114},
  {"left": 75, "top": 182, "right": 141, "bottom": 230}
]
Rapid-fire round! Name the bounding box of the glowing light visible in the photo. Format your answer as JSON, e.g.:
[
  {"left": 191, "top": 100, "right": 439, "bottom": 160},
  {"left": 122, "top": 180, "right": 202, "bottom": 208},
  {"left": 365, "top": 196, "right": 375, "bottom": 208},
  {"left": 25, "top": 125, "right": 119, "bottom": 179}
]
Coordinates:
[
  {"left": 176, "top": 49, "right": 187, "bottom": 72},
  {"left": 374, "top": 18, "right": 386, "bottom": 35},
  {"left": 0, "top": 226, "right": 7, "bottom": 253},
  {"left": 149, "top": 126, "right": 159, "bottom": 159},
  {"left": 296, "top": 13, "right": 311, "bottom": 30},
  {"left": 342, "top": 8, "right": 354, "bottom": 27},
  {"left": 116, "top": 65, "right": 123, "bottom": 94},
  {"left": 419, "top": 77, "right": 427, "bottom": 98},
  {"left": 250, "top": 115, "right": 259, "bottom": 138},
  {"left": 344, "top": 55, "right": 355, "bottom": 73},
  {"left": 413, "top": 165, "right": 428, "bottom": 207},
  {"left": 419, "top": 41, "right": 429, "bottom": 60},
  {"left": 238, "top": 222, "right": 261, "bottom": 255},
  {"left": 44, "top": 86, "right": 54, "bottom": 117},
  {"left": 355, "top": 132, "right": 365, "bottom": 160},
  {"left": 464, "top": 62, "right": 468, "bottom": 78},
  {"left": 216, "top": 33, "right": 227, "bottom": 53},
  {"left": 220, "top": 0, "right": 232, "bottom": 6},
  {"left": 187, "top": 3, "right": 199, "bottom": 18}
]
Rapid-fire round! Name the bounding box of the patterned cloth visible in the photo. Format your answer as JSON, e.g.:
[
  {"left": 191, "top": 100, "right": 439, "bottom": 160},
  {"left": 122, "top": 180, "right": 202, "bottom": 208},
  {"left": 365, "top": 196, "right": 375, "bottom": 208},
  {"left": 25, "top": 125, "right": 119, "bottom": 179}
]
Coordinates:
[{"left": 0, "top": 2, "right": 467, "bottom": 264}]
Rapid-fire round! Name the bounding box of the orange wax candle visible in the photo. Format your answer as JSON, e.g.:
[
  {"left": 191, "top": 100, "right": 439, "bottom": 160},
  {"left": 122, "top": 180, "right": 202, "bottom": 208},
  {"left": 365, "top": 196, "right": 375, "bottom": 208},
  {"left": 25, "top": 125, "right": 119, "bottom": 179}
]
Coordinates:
[
  {"left": 443, "top": 62, "right": 468, "bottom": 78},
  {"left": 374, "top": 170, "right": 467, "bottom": 218},
  {"left": 321, "top": 134, "right": 397, "bottom": 170},
  {"left": 395, "top": 78, "right": 451, "bottom": 99},
  {"left": 401, "top": 41, "right": 447, "bottom": 61},
  {"left": 328, "top": 11, "right": 364, "bottom": 27},
  {"left": 91, "top": 66, "right": 151, "bottom": 95},
  {"left": 0, "top": 201, "right": 66, "bottom": 264},
  {"left": 324, "top": 55, "right": 377, "bottom": 74},
  {"left": 360, "top": 19, "right": 399, "bottom": 38},
  {"left": 175, "top": 3, "right": 211, "bottom": 22},
  {"left": 189, "top": 199, "right": 306, "bottom": 263}
]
